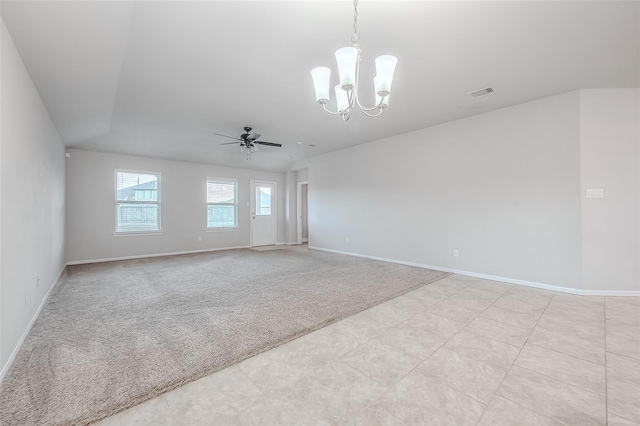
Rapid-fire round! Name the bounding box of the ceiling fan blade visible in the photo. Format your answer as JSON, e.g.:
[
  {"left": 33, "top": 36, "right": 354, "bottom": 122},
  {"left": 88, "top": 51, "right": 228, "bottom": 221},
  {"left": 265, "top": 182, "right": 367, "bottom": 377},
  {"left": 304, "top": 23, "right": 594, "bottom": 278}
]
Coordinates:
[
  {"left": 254, "top": 141, "right": 282, "bottom": 147},
  {"left": 246, "top": 132, "right": 261, "bottom": 141},
  {"left": 220, "top": 141, "right": 241, "bottom": 145},
  {"left": 212, "top": 132, "right": 242, "bottom": 141}
]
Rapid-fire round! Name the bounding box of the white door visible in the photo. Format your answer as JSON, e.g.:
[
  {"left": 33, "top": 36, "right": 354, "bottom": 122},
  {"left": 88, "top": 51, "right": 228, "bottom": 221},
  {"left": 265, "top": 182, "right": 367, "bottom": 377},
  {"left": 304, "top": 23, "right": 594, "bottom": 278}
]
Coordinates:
[{"left": 251, "top": 181, "right": 276, "bottom": 247}]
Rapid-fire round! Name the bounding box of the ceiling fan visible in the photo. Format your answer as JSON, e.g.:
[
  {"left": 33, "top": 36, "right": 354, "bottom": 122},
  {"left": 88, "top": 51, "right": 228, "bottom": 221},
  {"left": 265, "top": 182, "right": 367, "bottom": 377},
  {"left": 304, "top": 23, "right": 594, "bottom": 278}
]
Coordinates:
[{"left": 214, "top": 127, "right": 282, "bottom": 159}]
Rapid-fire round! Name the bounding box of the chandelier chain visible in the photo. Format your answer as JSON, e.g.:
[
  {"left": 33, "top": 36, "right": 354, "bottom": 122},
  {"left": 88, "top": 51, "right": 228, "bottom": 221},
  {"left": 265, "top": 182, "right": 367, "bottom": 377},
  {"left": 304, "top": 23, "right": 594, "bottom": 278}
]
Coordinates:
[
  {"left": 353, "top": 0, "right": 358, "bottom": 35},
  {"left": 351, "top": 0, "right": 360, "bottom": 45}
]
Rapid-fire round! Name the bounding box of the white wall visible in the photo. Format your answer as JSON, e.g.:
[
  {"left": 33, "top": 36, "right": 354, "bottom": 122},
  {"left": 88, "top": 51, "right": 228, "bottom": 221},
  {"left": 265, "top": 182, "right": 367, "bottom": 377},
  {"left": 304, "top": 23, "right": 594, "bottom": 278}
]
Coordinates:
[
  {"left": 65, "top": 149, "right": 286, "bottom": 263},
  {"left": 296, "top": 91, "right": 585, "bottom": 290},
  {"left": 1, "top": 20, "right": 66, "bottom": 371},
  {"left": 580, "top": 89, "right": 640, "bottom": 292}
]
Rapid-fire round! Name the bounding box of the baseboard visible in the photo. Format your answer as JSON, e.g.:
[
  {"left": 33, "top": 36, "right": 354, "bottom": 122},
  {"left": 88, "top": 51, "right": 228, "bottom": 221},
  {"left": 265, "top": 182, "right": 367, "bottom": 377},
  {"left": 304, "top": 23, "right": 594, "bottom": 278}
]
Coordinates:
[
  {"left": 66, "top": 245, "right": 251, "bottom": 266},
  {"left": 580, "top": 289, "right": 640, "bottom": 296},
  {"left": 309, "top": 246, "right": 640, "bottom": 297},
  {"left": 276, "top": 242, "right": 298, "bottom": 246},
  {"left": 302, "top": 238, "right": 308, "bottom": 243},
  {"left": 0, "top": 268, "right": 64, "bottom": 383}
]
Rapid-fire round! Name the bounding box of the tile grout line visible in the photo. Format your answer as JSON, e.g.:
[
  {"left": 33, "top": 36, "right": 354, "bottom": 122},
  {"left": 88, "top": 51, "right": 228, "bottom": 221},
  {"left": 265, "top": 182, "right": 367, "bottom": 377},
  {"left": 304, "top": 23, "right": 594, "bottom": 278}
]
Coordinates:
[
  {"left": 162, "top": 396, "right": 178, "bottom": 426},
  {"left": 412, "top": 285, "right": 524, "bottom": 409},
  {"left": 513, "top": 364, "right": 605, "bottom": 398},
  {"left": 496, "top": 394, "right": 570, "bottom": 426},
  {"left": 473, "top": 289, "right": 556, "bottom": 425},
  {"left": 365, "top": 283, "right": 519, "bottom": 417},
  {"left": 234, "top": 325, "right": 392, "bottom": 422},
  {"left": 233, "top": 364, "right": 273, "bottom": 418},
  {"left": 358, "top": 281, "right": 477, "bottom": 413}
]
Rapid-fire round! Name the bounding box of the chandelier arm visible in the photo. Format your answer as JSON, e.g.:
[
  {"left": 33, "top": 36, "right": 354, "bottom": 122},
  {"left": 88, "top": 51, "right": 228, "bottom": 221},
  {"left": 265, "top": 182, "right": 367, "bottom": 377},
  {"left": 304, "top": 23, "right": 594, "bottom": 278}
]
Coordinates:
[
  {"left": 341, "top": 106, "right": 354, "bottom": 121},
  {"left": 350, "top": 46, "right": 382, "bottom": 113},
  {"left": 321, "top": 103, "right": 346, "bottom": 116},
  {"left": 359, "top": 107, "right": 385, "bottom": 118},
  {"left": 347, "top": 87, "right": 356, "bottom": 110},
  {"left": 355, "top": 95, "right": 384, "bottom": 112}
]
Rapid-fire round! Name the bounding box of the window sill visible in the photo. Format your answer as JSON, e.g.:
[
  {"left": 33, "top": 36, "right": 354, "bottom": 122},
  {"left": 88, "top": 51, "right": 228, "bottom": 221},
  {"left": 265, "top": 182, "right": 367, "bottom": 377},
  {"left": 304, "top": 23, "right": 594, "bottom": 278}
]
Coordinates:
[
  {"left": 206, "top": 227, "right": 238, "bottom": 232},
  {"left": 113, "top": 231, "right": 163, "bottom": 237}
]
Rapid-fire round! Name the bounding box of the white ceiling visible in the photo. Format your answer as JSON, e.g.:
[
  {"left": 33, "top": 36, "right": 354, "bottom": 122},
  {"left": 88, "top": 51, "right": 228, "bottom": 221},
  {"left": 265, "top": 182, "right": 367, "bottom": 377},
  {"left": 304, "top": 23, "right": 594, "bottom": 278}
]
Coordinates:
[{"left": 2, "top": 1, "right": 638, "bottom": 172}]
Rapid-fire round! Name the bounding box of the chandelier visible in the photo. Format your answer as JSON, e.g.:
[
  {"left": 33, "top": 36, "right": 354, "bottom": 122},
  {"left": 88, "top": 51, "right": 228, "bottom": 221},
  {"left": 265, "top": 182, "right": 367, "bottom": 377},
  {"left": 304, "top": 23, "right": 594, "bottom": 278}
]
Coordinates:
[{"left": 311, "top": 0, "right": 398, "bottom": 121}]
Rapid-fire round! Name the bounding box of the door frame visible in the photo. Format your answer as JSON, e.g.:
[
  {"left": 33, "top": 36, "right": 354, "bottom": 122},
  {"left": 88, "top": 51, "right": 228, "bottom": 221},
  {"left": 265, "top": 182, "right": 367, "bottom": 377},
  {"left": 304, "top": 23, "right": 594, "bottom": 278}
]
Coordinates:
[
  {"left": 296, "top": 180, "right": 309, "bottom": 244},
  {"left": 250, "top": 180, "right": 277, "bottom": 247}
]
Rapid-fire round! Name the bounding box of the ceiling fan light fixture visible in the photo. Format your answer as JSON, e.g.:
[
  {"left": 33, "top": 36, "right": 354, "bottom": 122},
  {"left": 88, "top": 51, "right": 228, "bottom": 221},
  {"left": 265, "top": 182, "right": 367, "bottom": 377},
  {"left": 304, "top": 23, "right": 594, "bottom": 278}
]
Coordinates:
[
  {"left": 215, "top": 126, "right": 282, "bottom": 160},
  {"left": 310, "top": 0, "right": 397, "bottom": 121}
]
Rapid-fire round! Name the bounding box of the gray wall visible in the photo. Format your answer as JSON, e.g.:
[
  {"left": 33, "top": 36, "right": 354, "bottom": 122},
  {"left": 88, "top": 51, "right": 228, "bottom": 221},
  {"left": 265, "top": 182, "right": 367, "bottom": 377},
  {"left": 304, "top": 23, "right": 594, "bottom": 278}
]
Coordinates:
[
  {"left": 297, "top": 168, "right": 308, "bottom": 183},
  {"left": 292, "top": 89, "right": 639, "bottom": 292},
  {"left": 1, "top": 20, "right": 66, "bottom": 371},
  {"left": 65, "top": 149, "right": 286, "bottom": 263},
  {"left": 296, "top": 92, "right": 585, "bottom": 289},
  {"left": 580, "top": 89, "right": 640, "bottom": 291}
]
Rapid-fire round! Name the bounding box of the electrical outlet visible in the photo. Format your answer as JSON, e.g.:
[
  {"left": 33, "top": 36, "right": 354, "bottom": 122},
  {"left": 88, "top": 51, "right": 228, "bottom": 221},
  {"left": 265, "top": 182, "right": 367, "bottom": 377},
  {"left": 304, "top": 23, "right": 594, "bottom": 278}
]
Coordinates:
[
  {"left": 197, "top": 236, "right": 202, "bottom": 242},
  {"left": 345, "top": 237, "right": 349, "bottom": 244},
  {"left": 453, "top": 249, "right": 459, "bottom": 257}
]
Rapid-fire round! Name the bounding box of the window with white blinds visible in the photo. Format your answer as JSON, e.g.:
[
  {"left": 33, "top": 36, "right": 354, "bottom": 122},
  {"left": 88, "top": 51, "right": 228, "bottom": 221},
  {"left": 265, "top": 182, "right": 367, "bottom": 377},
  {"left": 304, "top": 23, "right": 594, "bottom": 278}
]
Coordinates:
[
  {"left": 115, "top": 171, "right": 161, "bottom": 233},
  {"left": 207, "top": 178, "right": 237, "bottom": 228}
]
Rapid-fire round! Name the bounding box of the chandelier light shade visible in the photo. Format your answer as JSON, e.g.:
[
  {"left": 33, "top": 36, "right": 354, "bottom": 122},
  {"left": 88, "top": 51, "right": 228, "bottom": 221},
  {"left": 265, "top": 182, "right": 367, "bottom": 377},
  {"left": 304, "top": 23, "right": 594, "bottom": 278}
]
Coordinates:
[
  {"left": 311, "top": 67, "right": 331, "bottom": 103},
  {"left": 310, "top": 0, "right": 398, "bottom": 121},
  {"left": 374, "top": 55, "right": 398, "bottom": 96},
  {"left": 335, "top": 47, "right": 359, "bottom": 90},
  {"left": 335, "top": 84, "right": 350, "bottom": 112}
]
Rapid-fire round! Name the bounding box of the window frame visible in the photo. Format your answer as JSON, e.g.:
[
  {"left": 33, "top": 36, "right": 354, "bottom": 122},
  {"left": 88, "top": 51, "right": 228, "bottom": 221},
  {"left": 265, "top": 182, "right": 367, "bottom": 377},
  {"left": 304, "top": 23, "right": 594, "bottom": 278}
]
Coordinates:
[
  {"left": 206, "top": 177, "right": 238, "bottom": 230},
  {"left": 114, "top": 169, "right": 162, "bottom": 235}
]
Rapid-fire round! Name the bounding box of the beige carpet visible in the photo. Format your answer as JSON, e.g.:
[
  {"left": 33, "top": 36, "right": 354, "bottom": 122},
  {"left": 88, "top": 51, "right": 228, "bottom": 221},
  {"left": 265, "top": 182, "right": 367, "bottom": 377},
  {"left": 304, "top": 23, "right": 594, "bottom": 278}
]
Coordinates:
[{"left": 0, "top": 246, "right": 448, "bottom": 425}]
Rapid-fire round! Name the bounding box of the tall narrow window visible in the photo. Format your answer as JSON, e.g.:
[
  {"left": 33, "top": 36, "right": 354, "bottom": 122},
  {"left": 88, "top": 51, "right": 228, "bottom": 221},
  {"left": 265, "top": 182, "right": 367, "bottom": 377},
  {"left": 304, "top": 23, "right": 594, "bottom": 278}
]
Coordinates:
[
  {"left": 256, "top": 187, "right": 272, "bottom": 215},
  {"left": 207, "top": 178, "right": 237, "bottom": 228},
  {"left": 115, "top": 171, "right": 161, "bottom": 233}
]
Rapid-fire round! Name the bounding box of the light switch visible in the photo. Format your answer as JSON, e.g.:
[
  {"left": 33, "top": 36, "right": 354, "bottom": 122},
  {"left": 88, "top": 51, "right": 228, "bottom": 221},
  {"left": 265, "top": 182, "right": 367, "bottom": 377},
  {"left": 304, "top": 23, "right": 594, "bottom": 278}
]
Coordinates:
[{"left": 585, "top": 189, "right": 604, "bottom": 199}]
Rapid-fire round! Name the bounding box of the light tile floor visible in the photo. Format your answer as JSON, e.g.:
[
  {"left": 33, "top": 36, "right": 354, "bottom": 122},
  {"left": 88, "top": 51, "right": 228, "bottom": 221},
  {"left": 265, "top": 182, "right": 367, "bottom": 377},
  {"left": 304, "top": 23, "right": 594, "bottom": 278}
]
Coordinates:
[{"left": 96, "top": 274, "right": 640, "bottom": 425}]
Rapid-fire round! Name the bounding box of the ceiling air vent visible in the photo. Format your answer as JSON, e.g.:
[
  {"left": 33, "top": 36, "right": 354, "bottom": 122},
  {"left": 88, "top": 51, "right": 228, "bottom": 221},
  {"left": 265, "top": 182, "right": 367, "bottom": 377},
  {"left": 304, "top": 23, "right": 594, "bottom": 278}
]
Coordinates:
[{"left": 470, "top": 87, "right": 494, "bottom": 98}]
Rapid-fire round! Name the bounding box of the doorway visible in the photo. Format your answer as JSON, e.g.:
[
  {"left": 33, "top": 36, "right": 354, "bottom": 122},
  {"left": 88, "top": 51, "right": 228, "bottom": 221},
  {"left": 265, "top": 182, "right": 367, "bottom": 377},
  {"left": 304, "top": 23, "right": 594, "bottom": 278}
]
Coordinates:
[
  {"left": 297, "top": 181, "right": 308, "bottom": 244},
  {"left": 250, "top": 180, "right": 276, "bottom": 247}
]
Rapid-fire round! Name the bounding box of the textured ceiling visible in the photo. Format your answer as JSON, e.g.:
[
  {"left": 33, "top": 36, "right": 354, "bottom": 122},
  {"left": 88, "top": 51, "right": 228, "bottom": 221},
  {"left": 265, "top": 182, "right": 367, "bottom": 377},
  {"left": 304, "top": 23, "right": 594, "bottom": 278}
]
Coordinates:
[{"left": 2, "top": 1, "right": 639, "bottom": 172}]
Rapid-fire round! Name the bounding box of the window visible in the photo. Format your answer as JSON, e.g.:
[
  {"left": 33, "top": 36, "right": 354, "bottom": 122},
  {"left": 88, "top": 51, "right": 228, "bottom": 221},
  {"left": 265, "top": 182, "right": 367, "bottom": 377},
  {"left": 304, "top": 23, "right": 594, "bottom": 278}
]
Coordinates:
[
  {"left": 115, "top": 171, "right": 160, "bottom": 233},
  {"left": 256, "top": 186, "right": 272, "bottom": 215},
  {"left": 207, "top": 178, "right": 237, "bottom": 228}
]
